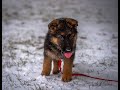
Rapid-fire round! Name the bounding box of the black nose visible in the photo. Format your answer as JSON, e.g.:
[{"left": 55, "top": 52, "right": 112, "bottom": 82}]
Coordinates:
[{"left": 66, "top": 47, "right": 71, "bottom": 52}]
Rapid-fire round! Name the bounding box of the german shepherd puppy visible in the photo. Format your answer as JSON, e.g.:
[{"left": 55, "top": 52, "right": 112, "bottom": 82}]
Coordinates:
[{"left": 41, "top": 18, "right": 78, "bottom": 82}]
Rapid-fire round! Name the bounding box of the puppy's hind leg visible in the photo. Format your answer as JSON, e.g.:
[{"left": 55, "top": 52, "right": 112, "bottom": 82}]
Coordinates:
[{"left": 53, "top": 60, "right": 60, "bottom": 74}]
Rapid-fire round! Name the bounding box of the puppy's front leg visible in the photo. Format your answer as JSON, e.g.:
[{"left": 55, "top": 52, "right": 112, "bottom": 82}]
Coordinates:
[
  {"left": 62, "top": 58, "right": 73, "bottom": 82},
  {"left": 41, "top": 55, "right": 52, "bottom": 76}
]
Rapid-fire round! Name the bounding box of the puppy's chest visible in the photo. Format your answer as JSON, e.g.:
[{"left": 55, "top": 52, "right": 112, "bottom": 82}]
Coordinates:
[{"left": 45, "top": 49, "right": 63, "bottom": 60}]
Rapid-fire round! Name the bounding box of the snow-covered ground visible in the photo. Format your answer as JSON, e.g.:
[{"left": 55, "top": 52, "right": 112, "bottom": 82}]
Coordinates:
[{"left": 2, "top": 0, "right": 118, "bottom": 90}]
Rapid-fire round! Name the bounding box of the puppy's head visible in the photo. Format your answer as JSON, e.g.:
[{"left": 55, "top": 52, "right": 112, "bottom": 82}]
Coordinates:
[
  {"left": 48, "top": 18, "right": 78, "bottom": 34},
  {"left": 48, "top": 18, "right": 78, "bottom": 58}
]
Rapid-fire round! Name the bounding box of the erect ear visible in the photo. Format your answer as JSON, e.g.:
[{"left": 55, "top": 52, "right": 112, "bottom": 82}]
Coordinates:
[
  {"left": 66, "top": 18, "right": 78, "bottom": 28},
  {"left": 48, "top": 19, "right": 59, "bottom": 34}
]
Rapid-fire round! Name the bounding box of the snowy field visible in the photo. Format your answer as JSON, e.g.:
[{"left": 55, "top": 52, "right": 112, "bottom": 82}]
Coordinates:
[{"left": 2, "top": 0, "right": 118, "bottom": 90}]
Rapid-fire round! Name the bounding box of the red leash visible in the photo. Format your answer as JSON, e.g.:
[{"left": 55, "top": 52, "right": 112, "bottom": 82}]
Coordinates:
[{"left": 58, "top": 60, "right": 118, "bottom": 82}]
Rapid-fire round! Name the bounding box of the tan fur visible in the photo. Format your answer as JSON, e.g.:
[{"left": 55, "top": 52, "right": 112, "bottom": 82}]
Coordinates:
[
  {"left": 41, "top": 56, "right": 52, "bottom": 76},
  {"left": 62, "top": 57, "right": 74, "bottom": 82},
  {"left": 51, "top": 37, "right": 59, "bottom": 45}
]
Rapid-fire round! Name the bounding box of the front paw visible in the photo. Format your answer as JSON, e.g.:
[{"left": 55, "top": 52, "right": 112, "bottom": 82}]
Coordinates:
[
  {"left": 41, "top": 70, "right": 50, "bottom": 76},
  {"left": 62, "top": 74, "right": 72, "bottom": 82}
]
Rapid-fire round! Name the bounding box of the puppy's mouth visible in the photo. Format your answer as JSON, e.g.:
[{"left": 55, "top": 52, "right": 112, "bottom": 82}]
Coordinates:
[{"left": 64, "top": 52, "right": 73, "bottom": 58}]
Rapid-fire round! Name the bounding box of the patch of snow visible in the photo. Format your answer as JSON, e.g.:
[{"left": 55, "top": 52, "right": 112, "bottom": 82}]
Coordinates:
[{"left": 2, "top": 0, "right": 118, "bottom": 90}]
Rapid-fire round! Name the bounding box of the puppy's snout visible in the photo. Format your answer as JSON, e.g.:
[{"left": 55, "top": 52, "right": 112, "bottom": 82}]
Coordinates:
[{"left": 66, "top": 47, "right": 71, "bottom": 52}]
